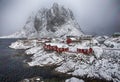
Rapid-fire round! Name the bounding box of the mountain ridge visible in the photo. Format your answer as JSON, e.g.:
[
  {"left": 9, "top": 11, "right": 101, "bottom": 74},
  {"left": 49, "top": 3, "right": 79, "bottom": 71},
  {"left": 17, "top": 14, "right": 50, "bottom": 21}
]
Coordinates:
[{"left": 0, "top": 3, "right": 83, "bottom": 38}]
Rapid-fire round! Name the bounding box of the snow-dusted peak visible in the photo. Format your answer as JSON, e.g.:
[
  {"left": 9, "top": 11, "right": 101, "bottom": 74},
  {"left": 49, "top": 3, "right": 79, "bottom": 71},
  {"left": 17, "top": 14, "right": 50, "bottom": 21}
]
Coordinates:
[
  {"left": 33, "top": 3, "right": 83, "bottom": 38},
  {"left": 1, "top": 3, "right": 83, "bottom": 38}
]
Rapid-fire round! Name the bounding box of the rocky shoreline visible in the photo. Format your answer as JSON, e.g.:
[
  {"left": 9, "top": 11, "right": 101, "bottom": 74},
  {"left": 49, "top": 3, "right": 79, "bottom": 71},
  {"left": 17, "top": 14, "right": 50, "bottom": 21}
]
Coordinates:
[{"left": 9, "top": 37, "right": 120, "bottom": 82}]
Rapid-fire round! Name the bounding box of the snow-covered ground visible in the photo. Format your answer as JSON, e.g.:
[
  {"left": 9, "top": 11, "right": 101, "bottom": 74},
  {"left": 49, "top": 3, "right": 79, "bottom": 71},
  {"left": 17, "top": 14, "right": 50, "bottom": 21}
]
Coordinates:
[
  {"left": 65, "top": 77, "right": 84, "bottom": 82},
  {"left": 9, "top": 40, "right": 37, "bottom": 49},
  {"left": 9, "top": 36, "right": 120, "bottom": 82},
  {"left": 104, "top": 37, "right": 120, "bottom": 48},
  {"left": 28, "top": 50, "right": 63, "bottom": 67},
  {"left": 25, "top": 46, "right": 42, "bottom": 55}
]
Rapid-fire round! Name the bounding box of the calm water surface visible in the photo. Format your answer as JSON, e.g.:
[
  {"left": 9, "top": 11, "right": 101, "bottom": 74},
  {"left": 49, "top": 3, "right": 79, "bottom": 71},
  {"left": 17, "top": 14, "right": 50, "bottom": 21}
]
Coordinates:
[{"left": 0, "top": 39, "right": 68, "bottom": 82}]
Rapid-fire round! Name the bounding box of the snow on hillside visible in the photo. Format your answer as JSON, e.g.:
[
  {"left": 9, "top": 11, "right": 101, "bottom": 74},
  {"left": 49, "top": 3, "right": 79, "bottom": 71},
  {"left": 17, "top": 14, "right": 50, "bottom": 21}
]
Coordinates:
[
  {"left": 9, "top": 36, "right": 120, "bottom": 82},
  {"left": 95, "top": 36, "right": 109, "bottom": 44},
  {"left": 9, "top": 40, "right": 37, "bottom": 49},
  {"left": 28, "top": 50, "right": 63, "bottom": 67},
  {"left": 25, "top": 46, "right": 42, "bottom": 55},
  {"left": 104, "top": 37, "right": 120, "bottom": 48}
]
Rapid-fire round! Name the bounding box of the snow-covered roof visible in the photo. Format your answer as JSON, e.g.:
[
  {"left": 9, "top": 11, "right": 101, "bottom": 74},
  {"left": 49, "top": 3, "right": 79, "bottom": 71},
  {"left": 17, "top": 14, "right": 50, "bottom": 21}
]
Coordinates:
[
  {"left": 45, "top": 43, "right": 69, "bottom": 48},
  {"left": 77, "top": 46, "right": 90, "bottom": 49},
  {"left": 69, "top": 37, "right": 77, "bottom": 40}
]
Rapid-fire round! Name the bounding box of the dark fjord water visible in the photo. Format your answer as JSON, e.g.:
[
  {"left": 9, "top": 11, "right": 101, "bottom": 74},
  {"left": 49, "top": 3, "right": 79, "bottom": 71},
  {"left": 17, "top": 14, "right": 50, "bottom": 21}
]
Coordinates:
[{"left": 0, "top": 39, "right": 68, "bottom": 82}]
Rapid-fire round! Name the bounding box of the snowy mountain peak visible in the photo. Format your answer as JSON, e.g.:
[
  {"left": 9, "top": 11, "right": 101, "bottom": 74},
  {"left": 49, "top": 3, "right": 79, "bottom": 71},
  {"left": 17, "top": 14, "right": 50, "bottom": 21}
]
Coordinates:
[{"left": 1, "top": 3, "right": 83, "bottom": 38}]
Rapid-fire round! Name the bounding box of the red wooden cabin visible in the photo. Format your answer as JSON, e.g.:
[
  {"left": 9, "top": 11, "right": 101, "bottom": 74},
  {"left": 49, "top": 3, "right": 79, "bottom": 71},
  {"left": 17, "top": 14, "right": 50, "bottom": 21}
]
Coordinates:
[
  {"left": 44, "top": 44, "right": 51, "bottom": 50},
  {"left": 77, "top": 48, "right": 93, "bottom": 55},
  {"left": 44, "top": 43, "right": 69, "bottom": 53},
  {"left": 66, "top": 38, "right": 72, "bottom": 44},
  {"left": 56, "top": 48, "right": 69, "bottom": 53}
]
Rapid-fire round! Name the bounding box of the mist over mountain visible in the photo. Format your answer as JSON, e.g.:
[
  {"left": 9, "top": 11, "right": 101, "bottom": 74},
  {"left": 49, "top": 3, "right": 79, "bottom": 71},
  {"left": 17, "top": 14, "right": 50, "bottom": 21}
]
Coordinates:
[
  {"left": 1, "top": 3, "right": 83, "bottom": 38},
  {"left": 0, "top": 0, "right": 120, "bottom": 36}
]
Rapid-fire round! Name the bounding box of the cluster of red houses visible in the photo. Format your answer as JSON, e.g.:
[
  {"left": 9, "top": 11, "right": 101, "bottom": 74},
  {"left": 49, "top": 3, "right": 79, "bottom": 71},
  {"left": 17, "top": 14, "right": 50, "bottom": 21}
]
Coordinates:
[
  {"left": 43, "top": 43, "right": 93, "bottom": 55},
  {"left": 43, "top": 43, "right": 69, "bottom": 53},
  {"left": 42, "top": 35, "right": 94, "bottom": 54}
]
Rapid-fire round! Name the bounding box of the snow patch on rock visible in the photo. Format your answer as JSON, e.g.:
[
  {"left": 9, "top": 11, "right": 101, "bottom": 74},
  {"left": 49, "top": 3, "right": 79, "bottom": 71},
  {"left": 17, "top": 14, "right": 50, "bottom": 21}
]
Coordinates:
[
  {"left": 28, "top": 50, "right": 63, "bottom": 67},
  {"left": 25, "top": 46, "right": 42, "bottom": 55},
  {"left": 104, "top": 37, "right": 120, "bottom": 48},
  {"left": 55, "top": 60, "right": 76, "bottom": 73},
  {"left": 9, "top": 40, "right": 33, "bottom": 49},
  {"left": 92, "top": 46, "right": 103, "bottom": 59},
  {"left": 65, "top": 77, "right": 84, "bottom": 82}
]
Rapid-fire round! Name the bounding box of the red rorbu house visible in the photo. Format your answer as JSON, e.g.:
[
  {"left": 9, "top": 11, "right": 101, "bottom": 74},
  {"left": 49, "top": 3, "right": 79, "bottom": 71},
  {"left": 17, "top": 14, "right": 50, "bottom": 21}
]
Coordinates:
[
  {"left": 44, "top": 43, "right": 69, "bottom": 53},
  {"left": 66, "top": 37, "right": 81, "bottom": 44},
  {"left": 77, "top": 47, "right": 93, "bottom": 55},
  {"left": 56, "top": 47, "right": 69, "bottom": 53},
  {"left": 66, "top": 35, "right": 94, "bottom": 44}
]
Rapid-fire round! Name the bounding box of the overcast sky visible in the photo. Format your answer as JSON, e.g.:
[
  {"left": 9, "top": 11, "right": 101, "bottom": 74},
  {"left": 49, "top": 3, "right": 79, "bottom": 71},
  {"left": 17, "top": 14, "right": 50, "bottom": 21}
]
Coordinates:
[{"left": 0, "top": 0, "right": 120, "bottom": 36}]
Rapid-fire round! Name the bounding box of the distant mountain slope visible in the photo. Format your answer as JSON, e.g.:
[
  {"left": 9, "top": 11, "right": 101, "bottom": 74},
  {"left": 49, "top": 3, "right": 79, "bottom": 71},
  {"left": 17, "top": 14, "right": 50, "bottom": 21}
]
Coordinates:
[{"left": 1, "top": 3, "right": 83, "bottom": 38}]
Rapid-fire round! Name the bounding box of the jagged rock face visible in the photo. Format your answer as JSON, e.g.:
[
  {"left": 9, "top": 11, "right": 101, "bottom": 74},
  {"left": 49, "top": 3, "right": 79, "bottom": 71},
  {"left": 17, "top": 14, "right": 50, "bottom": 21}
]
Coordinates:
[
  {"left": 32, "top": 3, "right": 83, "bottom": 38},
  {"left": 3, "top": 3, "right": 83, "bottom": 38},
  {"left": 34, "top": 3, "right": 75, "bottom": 33},
  {"left": 46, "top": 3, "right": 74, "bottom": 32},
  {"left": 34, "top": 8, "right": 48, "bottom": 32}
]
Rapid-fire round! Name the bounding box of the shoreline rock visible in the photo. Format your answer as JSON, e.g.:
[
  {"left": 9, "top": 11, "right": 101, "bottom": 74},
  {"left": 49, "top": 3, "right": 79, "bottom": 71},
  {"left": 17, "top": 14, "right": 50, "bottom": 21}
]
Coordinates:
[{"left": 9, "top": 37, "right": 120, "bottom": 82}]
